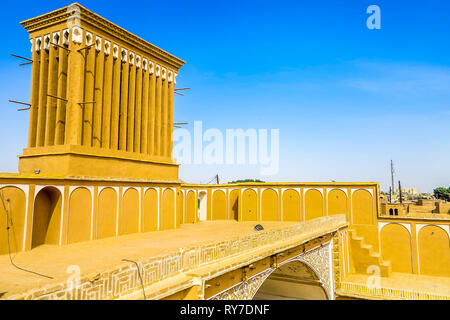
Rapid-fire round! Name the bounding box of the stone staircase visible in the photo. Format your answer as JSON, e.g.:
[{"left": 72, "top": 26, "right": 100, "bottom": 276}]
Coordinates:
[{"left": 347, "top": 229, "right": 391, "bottom": 277}]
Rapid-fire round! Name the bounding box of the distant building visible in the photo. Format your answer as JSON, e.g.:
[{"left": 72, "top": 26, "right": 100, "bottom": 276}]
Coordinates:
[{"left": 395, "top": 187, "right": 418, "bottom": 195}]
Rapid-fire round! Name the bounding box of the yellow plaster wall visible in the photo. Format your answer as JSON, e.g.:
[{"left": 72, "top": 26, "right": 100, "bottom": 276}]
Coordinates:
[
  {"left": 212, "top": 190, "right": 226, "bottom": 220},
  {"left": 143, "top": 188, "right": 158, "bottom": 232},
  {"left": 67, "top": 187, "right": 91, "bottom": 244},
  {"left": 97, "top": 188, "right": 117, "bottom": 239},
  {"left": 121, "top": 188, "right": 140, "bottom": 235},
  {"left": 380, "top": 224, "right": 413, "bottom": 273},
  {"left": 36, "top": 187, "right": 61, "bottom": 246},
  {"left": 229, "top": 189, "right": 239, "bottom": 221},
  {"left": 176, "top": 190, "right": 183, "bottom": 226},
  {"left": 418, "top": 225, "right": 450, "bottom": 277},
  {"left": 282, "top": 189, "right": 300, "bottom": 222},
  {"left": 0, "top": 187, "right": 26, "bottom": 254},
  {"left": 161, "top": 189, "right": 175, "bottom": 230},
  {"left": 242, "top": 189, "right": 257, "bottom": 221},
  {"left": 185, "top": 191, "right": 196, "bottom": 224},
  {"left": 261, "top": 189, "right": 278, "bottom": 221},
  {"left": 305, "top": 189, "right": 323, "bottom": 221},
  {"left": 351, "top": 189, "right": 373, "bottom": 225},
  {"left": 328, "top": 189, "right": 347, "bottom": 216}
]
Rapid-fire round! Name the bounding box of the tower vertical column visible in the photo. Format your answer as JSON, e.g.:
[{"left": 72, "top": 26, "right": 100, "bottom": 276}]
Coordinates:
[
  {"left": 44, "top": 33, "right": 59, "bottom": 146},
  {"left": 65, "top": 26, "right": 85, "bottom": 146},
  {"left": 140, "top": 58, "right": 149, "bottom": 154},
  {"left": 161, "top": 67, "right": 168, "bottom": 158},
  {"left": 36, "top": 35, "right": 49, "bottom": 147},
  {"left": 110, "top": 44, "right": 121, "bottom": 150},
  {"left": 54, "top": 29, "right": 69, "bottom": 145},
  {"left": 119, "top": 48, "right": 129, "bottom": 151},
  {"left": 27, "top": 37, "right": 41, "bottom": 148},
  {"left": 127, "top": 52, "right": 136, "bottom": 152},
  {"left": 148, "top": 62, "right": 156, "bottom": 156},
  {"left": 167, "top": 71, "right": 175, "bottom": 159},
  {"left": 82, "top": 32, "right": 95, "bottom": 146},
  {"left": 93, "top": 36, "right": 105, "bottom": 147},
  {"left": 134, "top": 55, "right": 143, "bottom": 153},
  {"left": 154, "top": 64, "right": 162, "bottom": 156},
  {"left": 101, "top": 40, "right": 113, "bottom": 148}
]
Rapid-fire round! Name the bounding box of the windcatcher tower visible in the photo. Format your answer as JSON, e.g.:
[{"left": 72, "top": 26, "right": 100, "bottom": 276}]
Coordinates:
[{"left": 18, "top": 3, "right": 185, "bottom": 180}]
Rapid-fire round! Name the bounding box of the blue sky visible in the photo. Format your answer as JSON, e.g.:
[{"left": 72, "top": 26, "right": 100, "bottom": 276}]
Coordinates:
[{"left": 0, "top": 0, "right": 449, "bottom": 192}]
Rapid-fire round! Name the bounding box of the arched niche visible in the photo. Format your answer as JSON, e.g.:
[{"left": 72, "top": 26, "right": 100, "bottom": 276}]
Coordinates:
[
  {"left": 352, "top": 189, "right": 373, "bottom": 225},
  {"left": 418, "top": 225, "right": 450, "bottom": 277},
  {"left": 242, "top": 189, "right": 257, "bottom": 221},
  {"left": 198, "top": 191, "right": 207, "bottom": 222},
  {"left": 0, "top": 186, "right": 27, "bottom": 254},
  {"left": 32, "top": 186, "right": 62, "bottom": 248},
  {"left": 229, "top": 189, "right": 239, "bottom": 221},
  {"left": 97, "top": 187, "right": 117, "bottom": 239},
  {"left": 162, "top": 188, "right": 175, "bottom": 230},
  {"left": 212, "top": 190, "right": 226, "bottom": 220},
  {"left": 328, "top": 189, "right": 347, "bottom": 216},
  {"left": 305, "top": 189, "right": 323, "bottom": 221},
  {"left": 121, "top": 188, "right": 140, "bottom": 235},
  {"left": 261, "top": 189, "right": 278, "bottom": 221},
  {"left": 185, "top": 191, "right": 196, "bottom": 224},
  {"left": 380, "top": 223, "right": 412, "bottom": 273},
  {"left": 177, "top": 190, "right": 184, "bottom": 226},
  {"left": 143, "top": 188, "right": 158, "bottom": 232},
  {"left": 282, "top": 189, "right": 300, "bottom": 222},
  {"left": 68, "top": 187, "right": 91, "bottom": 244}
]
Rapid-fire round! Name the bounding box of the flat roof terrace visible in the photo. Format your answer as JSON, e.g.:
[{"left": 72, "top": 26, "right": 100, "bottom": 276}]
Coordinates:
[{"left": 0, "top": 216, "right": 346, "bottom": 299}]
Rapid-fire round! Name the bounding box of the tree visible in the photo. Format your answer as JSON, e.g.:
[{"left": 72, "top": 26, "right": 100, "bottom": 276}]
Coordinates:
[{"left": 433, "top": 187, "right": 450, "bottom": 201}]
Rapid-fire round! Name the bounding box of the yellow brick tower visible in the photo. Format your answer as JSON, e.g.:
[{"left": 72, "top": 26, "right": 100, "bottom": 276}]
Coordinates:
[{"left": 18, "top": 3, "right": 185, "bottom": 180}]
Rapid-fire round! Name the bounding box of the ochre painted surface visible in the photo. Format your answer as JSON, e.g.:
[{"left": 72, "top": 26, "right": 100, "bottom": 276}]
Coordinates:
[
  {"left": 97, "top": 188, "right": 117, "bottom": 239},
  {"left": 0, "top": 187, "right": 26, "bottom": 254},
  {"left": 212, "top": 190, "right": 226, "bottom": 220},
  {"left": 177, "top": 190, "right": 183, "bottom": 226},
  {"left": 282, "top": 189, "right": 300, "bottom": 222},
  {"left": 161, "top": 189, "right": 175, "bottom": 230},
  {"left": 352, "top": 189, "right": 373, "bottom": 225},
  {"left": 242, "top": 189, "right": 257, "bottom": 221},
  {"left": 229, "top": 189, "right": 239, "bottom": 221},
  {"left": 261, "top": 189, "right": 278, "bottom": 221},
  {"left": 380, "top": 224, "right": 413, "bottom": 273},
  {"left": 67, "top": 188, "right": 91, "bottom": 244},
  {"left": 418, "top": 226, "right": 450, "bottom": 277},
  {"left": 185, "top": 191, "right": 196, "bottom": 224},
  {"left": 143, "top": 188, "right": 158, "bottom": 232},
  {"left": 122, "top": 188, "right": 140, "bottom": 235},
  {"left": 305, "top": 189, "right": 323, "bottom": 221},
  {"left": 19, "top": 4, "right": 184, "bottom": 181},
  {"left": 0, "top": 3, "right": 448, "bottom": 300},
  {"left": 32, "top": 187, "right": 61, "bottom": 247},
  {"left": 328, "top": 189, "right": 347, "bottom": 216}
]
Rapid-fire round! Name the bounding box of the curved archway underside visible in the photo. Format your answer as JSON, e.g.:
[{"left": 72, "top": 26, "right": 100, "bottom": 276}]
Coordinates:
[{"left": 209, "top": 242, "right": 333, "bottom": 300}]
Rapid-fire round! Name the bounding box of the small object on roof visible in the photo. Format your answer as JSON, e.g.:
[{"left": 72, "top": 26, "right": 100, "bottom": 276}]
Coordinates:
[{"left": 254, "top": 224, "right": 264, "bottom": 232}]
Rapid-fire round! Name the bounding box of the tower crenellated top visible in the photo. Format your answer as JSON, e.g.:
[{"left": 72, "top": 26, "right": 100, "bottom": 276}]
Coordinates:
[{"left": 20, "top": 3, "right": 185, "bottom": 70}]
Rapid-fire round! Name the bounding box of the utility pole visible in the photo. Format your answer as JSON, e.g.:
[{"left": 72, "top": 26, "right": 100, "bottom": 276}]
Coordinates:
[
  {"left": 215, "top": 174, "right": 219, "bottom": 184},
  {"left": 389, "top": 186, "right": 392, "bottom": 204},
  {"left": 391, "top": 160, "right": 395, "bottom": 198},
  {"left": 398, "top": 180, "right": 403, "bottom": 204}
]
